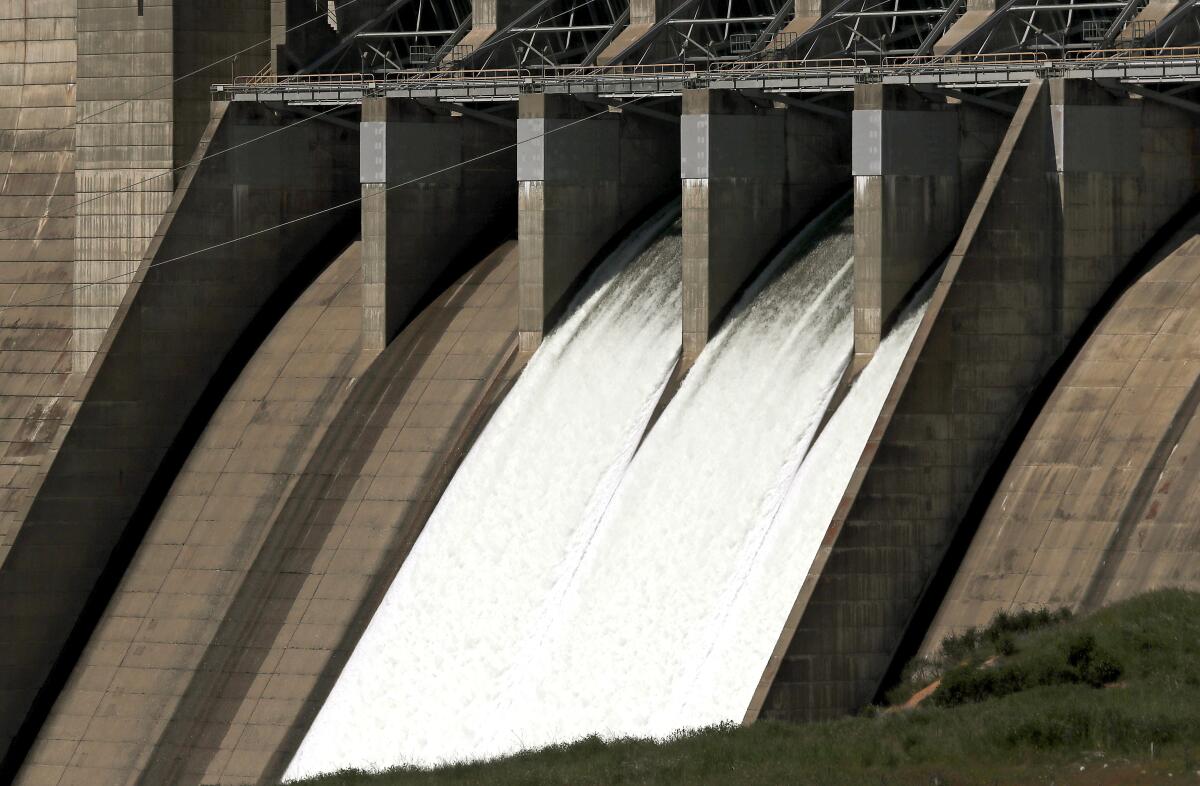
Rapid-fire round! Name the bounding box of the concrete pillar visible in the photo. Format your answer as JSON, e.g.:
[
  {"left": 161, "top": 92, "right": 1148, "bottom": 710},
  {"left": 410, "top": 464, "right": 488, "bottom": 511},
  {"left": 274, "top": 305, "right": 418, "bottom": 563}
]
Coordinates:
[
  {"left": 598, "top": 0, "right": 685, "bottom": 64},
  {"left": 1051, "top": 78, "right": 1145, "bottom": 342},
  {"left": 517, "top": 93, "right": 678, "bottom": 351},
  {"left": 935, "top": 0, "right": 1017, "bottom": 54},
  {"left": 459, "top": 0, "right": 538, "bottom": 56},
  {"left": 851, "top": 85, "right": 960, "bottom": 374},
  {"left": 681, "top": 88, "right": 849, "bottom": 367},
  {"left": 770, "top": 0, "right": 838, "bottom": 48},
  {"left": 1117, "top": 0, "right": 1175, "bottom": 42},
  {"left": 360, "top": 98, "right": 515, "bottom": 350},
  {"left": 751, "top": 77, "right": 1200, "bottom": 725}
]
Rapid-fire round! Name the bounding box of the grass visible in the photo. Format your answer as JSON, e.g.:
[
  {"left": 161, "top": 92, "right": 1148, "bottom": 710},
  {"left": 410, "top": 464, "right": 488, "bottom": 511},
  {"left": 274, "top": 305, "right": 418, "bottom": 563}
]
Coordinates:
[{"left": 291, "top": 590, "right": 1200, "bottom": 786}]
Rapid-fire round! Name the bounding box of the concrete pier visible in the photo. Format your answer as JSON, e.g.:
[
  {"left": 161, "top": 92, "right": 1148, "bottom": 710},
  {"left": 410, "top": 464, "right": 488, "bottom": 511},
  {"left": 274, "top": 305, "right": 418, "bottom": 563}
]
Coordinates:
[
  {"left": 75, "top": 0, "right": 270, "bottom": 373},
  {"left": 770, "top": 0, "right": 838, "bottom": 48},
  {"left": 935, "top": 0, "right": 1016, "bottom": 54},
  {"left": 681, "top": 88, "right": 849, "bottom": 367},
  {"left": 852, "top": 85, "right": 1006, "bottom": 372},
  {"left": 459, "top": 0, "right": 535, "bottom": 55},
  {"left": 749, "top": 76, "right": 1200, "bottom": 724},
  {"left": 598, "top": 0, "right": 681, "bottom": 64},
  {"left": 360, "top": 97, "right": 515, "bottom": 350},
  {"left": 517, "top": 93, "right": 678, "bottom": 351}
]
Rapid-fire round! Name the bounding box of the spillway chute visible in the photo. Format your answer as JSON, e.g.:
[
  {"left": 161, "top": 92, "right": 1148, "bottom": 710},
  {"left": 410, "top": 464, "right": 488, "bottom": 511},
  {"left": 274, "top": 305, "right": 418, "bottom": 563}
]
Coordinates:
[
  {"left": 285, "top": 204, "right": 941, "bottom": 780},
  {"left": 284, "top": 202, "right": 684, "bottom": 779}
]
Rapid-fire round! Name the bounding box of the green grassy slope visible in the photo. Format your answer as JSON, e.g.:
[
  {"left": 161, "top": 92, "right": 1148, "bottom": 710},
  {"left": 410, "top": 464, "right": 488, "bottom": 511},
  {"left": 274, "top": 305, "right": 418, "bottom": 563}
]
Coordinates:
[{"left": 290, "top": 590, "right": 1200, "bottom": 786}]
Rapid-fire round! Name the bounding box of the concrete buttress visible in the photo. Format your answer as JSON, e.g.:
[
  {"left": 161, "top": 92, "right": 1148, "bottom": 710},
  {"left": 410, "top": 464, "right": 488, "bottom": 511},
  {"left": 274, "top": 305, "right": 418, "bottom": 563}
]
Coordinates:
[
  {"left": 681, "top": 88, "right": 849, "bottom": 368},
  {"left": 749, "top": 76, "right": 1200, "bottom": 723},
  {"left": 852, "top": 84, "right": 1006, "bottom": 372},
  {"left": 517, "top": 92, "right": 679, "bottom": 351},
  {"left": 360, "top": 97, "right": 516, "bottom": 351}
]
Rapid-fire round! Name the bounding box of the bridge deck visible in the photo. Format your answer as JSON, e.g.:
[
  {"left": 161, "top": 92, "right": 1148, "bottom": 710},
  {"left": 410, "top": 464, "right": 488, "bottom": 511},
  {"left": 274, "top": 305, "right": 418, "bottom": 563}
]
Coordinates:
[{"left": 213, "top": 49, "right": 1200, "bottom": 103}]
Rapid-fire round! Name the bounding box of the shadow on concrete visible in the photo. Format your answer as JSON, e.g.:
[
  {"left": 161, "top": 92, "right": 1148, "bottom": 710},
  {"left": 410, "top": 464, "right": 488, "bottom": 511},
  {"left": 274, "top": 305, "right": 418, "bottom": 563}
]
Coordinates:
[{"left": 136, "top": 246, "right": 518, "bottom": 785}]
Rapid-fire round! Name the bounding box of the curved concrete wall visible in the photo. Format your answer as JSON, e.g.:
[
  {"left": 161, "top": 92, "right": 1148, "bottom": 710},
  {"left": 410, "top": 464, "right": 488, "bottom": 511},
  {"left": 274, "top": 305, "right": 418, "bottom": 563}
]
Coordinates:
[
  {"left": 0, "top": 99, "right": 358, "bottom": 774},
  {"left": 749, "top": 77, "right": 1200, "bottom": 723},
  {"left": 15, "top": 239, "right": 521, "bottom": 786},
  {"left": 924, "top": 211, "right": 1200, "bottom": 651}
]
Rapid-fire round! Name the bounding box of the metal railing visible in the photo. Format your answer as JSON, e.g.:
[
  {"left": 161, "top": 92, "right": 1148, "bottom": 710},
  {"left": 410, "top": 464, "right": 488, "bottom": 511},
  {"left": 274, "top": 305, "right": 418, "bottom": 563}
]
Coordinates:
[
  {"left": 1067, "top": 45, "right": 1200, "bottom": 61},
  {"left": 214, "top": 48, "right": 1200, "bottom": 100},
  {"left": 884, "top": 51, "right": 1048, "bottom": 69},
  {"left": 715, "top": 57, "right": 867, "bottom": 75}
]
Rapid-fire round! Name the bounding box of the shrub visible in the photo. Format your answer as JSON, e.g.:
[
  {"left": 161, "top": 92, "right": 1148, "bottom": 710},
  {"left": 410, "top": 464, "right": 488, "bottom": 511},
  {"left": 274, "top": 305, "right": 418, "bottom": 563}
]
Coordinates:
[{"left": 931, "top": 632, "right": 1122, "bottom": 708}]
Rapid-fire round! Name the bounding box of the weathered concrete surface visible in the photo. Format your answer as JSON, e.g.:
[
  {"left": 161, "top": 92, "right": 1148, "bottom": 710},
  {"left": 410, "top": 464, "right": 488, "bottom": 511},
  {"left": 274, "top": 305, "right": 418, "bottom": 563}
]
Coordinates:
[
  {"left": 518, "top": 92, "right": 678, "bottom": 350},
  {"left": 74, "top": 0, "right": 269, "bottom": 372},
  {"left": 748, "top": 78, "right": 1200, "bottom": 723},
  {"left": 15, "top": 240, "right": 520, "bottom": 786},
  {"left": 0, "top": 0, "right": 78, "bottom": 566},
  {"left": 270, "top": 0, "right": 391, "bottom": 75},
  {"left": 682, "top": 88, "right": 849, "bottom": 366},
  {"left": 923, "top": 213, "right": 1200, "bottom": 651},
  {"left": 934, "top": 0, "right": 1017, "bottom": 54},
  {"left": 361, "top": 97, "right": 515, "bottom": 350},
  {"left": 769, "top": 0, "right": 838, "bottom": 49},
  {"left": 597, "top": 0, "right": 683, "bottom": 65},
  {"left": 0, "top": 100, "right": 358, "bottom": 773},
  {"left": 173, "top": 3, "right": 271, "bottom": 173},
  {"left": 458, "top": 0, "right": 535, "bottom": 60},
  {"left": 1116, "top": 0, "right": 1177, "bottom": 43},
  {"left": 852, "top": 85, "right": 1006, "bottom": 372}
]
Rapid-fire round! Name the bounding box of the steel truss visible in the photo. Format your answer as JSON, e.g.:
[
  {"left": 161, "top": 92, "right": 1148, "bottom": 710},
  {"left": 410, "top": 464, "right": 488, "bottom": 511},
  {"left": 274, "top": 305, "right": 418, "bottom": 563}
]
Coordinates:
[{"left": 273, "top": 0, "right": 1200, "bottom": 75}]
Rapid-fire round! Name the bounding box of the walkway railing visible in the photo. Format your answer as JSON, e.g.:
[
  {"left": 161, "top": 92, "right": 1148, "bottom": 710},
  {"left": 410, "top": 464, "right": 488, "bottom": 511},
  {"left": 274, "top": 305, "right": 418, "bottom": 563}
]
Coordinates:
[{"left": 214, "top": 47, "right": 1200, "bottom": 101}]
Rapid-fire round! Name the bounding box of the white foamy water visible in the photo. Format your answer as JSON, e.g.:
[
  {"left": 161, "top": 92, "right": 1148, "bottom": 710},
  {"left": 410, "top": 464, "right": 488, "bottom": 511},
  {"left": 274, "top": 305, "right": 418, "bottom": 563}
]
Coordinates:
[
  {"left": 770, "top": 274, "right": 935, "bottom": 577},
  {"left": 507, "top": 214, "right": 858, "bottom": 742},
  {"left": 520, "top": 257, "right": 935, "bottom": 743},
  {"left": 284, "top": 205, "right": 683, "bottom": 779},
  {"left": 287, "top": 205, "right": 940, "bottom": 779}
]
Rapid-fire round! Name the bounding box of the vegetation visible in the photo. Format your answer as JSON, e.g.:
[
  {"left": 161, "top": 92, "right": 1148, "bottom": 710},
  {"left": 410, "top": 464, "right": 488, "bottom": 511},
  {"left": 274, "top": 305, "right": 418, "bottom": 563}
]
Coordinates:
[{"left": 291, "top": 590, "right": 1200, "bottom": 786}]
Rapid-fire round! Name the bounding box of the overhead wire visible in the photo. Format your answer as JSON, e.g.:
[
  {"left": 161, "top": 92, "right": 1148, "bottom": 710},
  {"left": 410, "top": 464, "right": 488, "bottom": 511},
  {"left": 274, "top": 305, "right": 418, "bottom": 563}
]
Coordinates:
[
  {"left": 0, "top": 0, "right": 600, "bottom": 239},
  {"left": 1, "top": 95, "right": 646, "bottom": 315},
  {"left": 0, "top": 0, "right": 374, "bottom": 244}
]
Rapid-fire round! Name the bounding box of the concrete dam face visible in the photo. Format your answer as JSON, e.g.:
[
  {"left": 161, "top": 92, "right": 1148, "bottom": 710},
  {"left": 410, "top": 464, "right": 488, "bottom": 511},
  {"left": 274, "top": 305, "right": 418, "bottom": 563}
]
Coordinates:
[{"left": 4, "top": 0, "right": 1200, "bottom": 783}]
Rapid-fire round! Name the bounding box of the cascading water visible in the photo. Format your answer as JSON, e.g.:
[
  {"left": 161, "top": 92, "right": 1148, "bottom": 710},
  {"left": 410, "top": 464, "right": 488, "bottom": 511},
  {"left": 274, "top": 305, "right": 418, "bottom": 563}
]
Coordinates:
[
  {"left": 284, "top": 205, "right": 683, "bottom": 779},
  {"left": 504, "top": 211, "right": 857, "bottom": 742},
  {"left": 766, "top": 273, "right": 936, "bottom": 603},
  {"left": 286, "top": 203, "right": 940, "bottom": 779}
]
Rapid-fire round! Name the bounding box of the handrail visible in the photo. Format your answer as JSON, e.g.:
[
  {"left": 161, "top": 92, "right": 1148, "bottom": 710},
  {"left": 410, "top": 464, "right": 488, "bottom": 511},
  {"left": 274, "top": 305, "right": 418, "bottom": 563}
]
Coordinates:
[
  {"left": 715, "top": 57, "right": 866, "bottom": 74},
  {"left": 1067, "top": 45, "right": 1200, "bottom": 61},
  {"left": 885, "top": 51, "right": 1048, "bottom": 68},
  {"left": 234, "top": 72, "right": 373, "bottom": 86},
  {"left": 215, "top": 49, "right": 1200, "bottom": 97}
]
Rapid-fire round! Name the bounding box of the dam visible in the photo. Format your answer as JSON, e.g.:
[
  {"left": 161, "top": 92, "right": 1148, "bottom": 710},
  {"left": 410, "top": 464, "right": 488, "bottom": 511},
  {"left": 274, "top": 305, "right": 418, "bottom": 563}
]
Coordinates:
[{"left": 2, "top": 0, "right": 1200, "bottom": 783}]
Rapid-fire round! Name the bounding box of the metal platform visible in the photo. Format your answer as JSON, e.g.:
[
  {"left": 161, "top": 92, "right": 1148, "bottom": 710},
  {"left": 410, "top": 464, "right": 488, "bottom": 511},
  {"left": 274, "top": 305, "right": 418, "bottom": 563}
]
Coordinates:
[{"left": 215, "top": 46, "right": 1200, "bottom": 103}]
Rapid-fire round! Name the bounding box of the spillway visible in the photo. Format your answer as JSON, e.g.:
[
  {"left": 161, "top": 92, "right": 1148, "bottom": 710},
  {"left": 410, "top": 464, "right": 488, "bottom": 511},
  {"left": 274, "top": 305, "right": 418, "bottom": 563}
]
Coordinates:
[
  {"left": 285, "top": 208, "right": 937, "bottom": 779},
  {"left": 519, "top": 213, "right": 856, "bottom": 741},
  {"left": 284, "top": 205, "right": 683, "bottom": 779}
]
